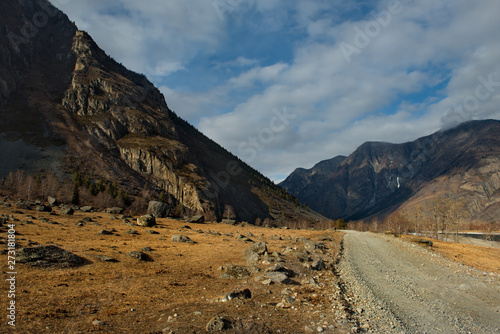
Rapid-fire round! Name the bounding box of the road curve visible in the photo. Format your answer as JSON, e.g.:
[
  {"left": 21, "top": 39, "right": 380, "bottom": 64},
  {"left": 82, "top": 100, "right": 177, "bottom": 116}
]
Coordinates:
[{"left": 338, "top": 231, "right": 500, "bottom": 333}]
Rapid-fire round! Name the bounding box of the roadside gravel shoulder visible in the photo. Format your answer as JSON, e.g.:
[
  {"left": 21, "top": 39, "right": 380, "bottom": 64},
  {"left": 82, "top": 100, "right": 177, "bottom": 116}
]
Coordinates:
[{"left": 337, "top": 231, "right": 500, "bottom": 333}]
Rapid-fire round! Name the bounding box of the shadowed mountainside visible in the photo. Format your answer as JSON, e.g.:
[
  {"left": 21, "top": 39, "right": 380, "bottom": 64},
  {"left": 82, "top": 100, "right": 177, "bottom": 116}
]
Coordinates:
[
  {"left": 281, "top": 120, "right": 500, "bottom": 221},
  {"left": 0, "top": 0, "right": 324, "bottom": 224}
]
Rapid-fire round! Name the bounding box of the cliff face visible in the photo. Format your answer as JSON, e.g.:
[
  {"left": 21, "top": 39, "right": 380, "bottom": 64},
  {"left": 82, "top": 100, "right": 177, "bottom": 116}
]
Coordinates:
[
  {"left": 281, "top": 120, "right": 500, "bottom": 221},
  {"left": 0, "top": 0, "right": 324, "bottom": 223}
]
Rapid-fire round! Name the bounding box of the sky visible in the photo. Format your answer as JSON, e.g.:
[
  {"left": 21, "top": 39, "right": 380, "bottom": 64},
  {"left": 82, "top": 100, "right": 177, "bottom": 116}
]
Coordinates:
[{"left": 48, "top": 0, "right": 500, "bottom": 182}]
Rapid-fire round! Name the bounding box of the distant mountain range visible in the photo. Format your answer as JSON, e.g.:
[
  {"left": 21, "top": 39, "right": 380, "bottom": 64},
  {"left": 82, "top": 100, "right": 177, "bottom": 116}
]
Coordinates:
[
  {"left": 0, "top": 0, "right": 324, "bottom": 224},
  {"left": 280, "top": 120, "right": 500, "bottom": 221}
]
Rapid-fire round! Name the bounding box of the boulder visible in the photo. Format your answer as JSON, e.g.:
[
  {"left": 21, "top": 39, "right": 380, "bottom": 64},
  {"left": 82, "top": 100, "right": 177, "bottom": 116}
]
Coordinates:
[
  {"left": 137, "top": 214, "right": 156, "bottom": 227},
  {"left": 60, "top": 206, "right": 74, "bottom": 215},
  {"left": 171, "top": 234, "right": 195, "bottom": 243},
  {"left": 47, "top": 196, "right": 58, "bottom": 206},
  {"left": 127, "top": 251, "right": 151, "bottom": 261},
  {"left": 188, "top": 215, "right": 205, "bottom": 223},
  {"left": 16, "top": 245, "right": 87, "bottom": 268},
  {"left": 36, "top": 205, "right": 52, "bottom": 212},
  {"left": 206, "top": 315, "right": 230, "bottom": 332},
  {"left": 147, "top": 201, "right": 170, "bottom": 218},
  {"left": 106, "top": 207, "right": 123, "bottom": 215},
  {"left": 80, "top": 206, "right": 93, "bottom": 212},
  {"left": 311, "top": 258, "right": 326, "bottom": 271}
]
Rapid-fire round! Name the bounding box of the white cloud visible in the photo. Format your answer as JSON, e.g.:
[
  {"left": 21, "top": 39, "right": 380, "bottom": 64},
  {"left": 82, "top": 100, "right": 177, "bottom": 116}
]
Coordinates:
[{"left": 50, "top": 0, "right": 500, "bottom": 181}]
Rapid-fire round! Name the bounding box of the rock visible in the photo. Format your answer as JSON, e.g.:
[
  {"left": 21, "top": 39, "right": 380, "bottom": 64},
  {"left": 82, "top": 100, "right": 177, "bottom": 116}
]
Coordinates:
[
  {"left": 244, "top": 252, "right": 259, "bottom": 263},
  {"left": 148, "top": 201, "right": 170, "bottom": 218},
  {"left": 311, "top": 258, "right": 326, "bottom": 271},
  {"left": 206, "top": 315, "right": 230, "bottom": 332},
  {"left": 304, "top": 240, "right": 325, "bottom": 250},
  {"left": 222, "top": 219, "right": 236, "bottom": 225},
  {"left": 171, "top": 234, "right": 195, "bottom": 243},
  {"left": 137, "top": 214, "right": 156, "bottom": 227},
  {"left": 93, "top": 255, "right": 117, "bottom": 262},
  {"left": 221, "top": 264, "right": 254, "bottom": 279},
  {"left": 294, "top": 251, "right": 311, "bottom": 262},
  {"left": 126, "top": 229, "right": 139, "bottom": 235},
  {"left": 92, "top": 319, "right": 107, "bottom": 326},
  {"left": 106, "top": 207, "right": 123, "bottom": 215},
  {"left": 36, "top": 205, "right": 52, "bottom": 212},
  {"left": 243, "top": 241, "right": 267, "bottom": 262},
  {"left": 127, "top": 251, "right": 151, "bottom": 261},
  {"left": 263, "top": 272, "right": 289, "bottom": 284},
  {"left": 16, "top": 245, "right": 87, "bottom": 268},
  {"left": 60, "top": 206, "right": 74, "bottom": 215},
  {"left": 188, "top": 215, "right": 205, "bottom": 224},
  {"left": 47, "top": 196, "right": 58, "bottom": 206},
  {"left": 237, "top": 234, "right": 254, "bottom": 243},
  {"left": 223, "top": 288, "right": 252, "bottom": 301},
  {"left": 280, "top": 295, "right": 295, "bottom": 308},
  {"left": 146, "top": 230, "right": 160, "bottom": 235},
  {"left": 99, "top": 230, "right": 113, "bottom": 235},
  {"left": 80, "top": 206, "right": 93, "bottom": 212},
  {"left": 141, "top": 247, "right": 152, "bottom": 252}
]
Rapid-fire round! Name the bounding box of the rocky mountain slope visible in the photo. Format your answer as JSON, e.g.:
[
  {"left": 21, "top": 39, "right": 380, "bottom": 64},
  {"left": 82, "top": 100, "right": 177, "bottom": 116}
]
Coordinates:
[
  {"left": 280, "top": 120, "right": 500, "bottom": 221},
  {"left": 0, "top": 0, "right": 323, "bottom": 223}
]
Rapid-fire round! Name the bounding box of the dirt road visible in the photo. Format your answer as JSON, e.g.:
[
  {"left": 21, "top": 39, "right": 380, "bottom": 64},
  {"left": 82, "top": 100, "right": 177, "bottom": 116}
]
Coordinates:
[{"left": 338, "top": 231, "right": 500, "bottom": 333}]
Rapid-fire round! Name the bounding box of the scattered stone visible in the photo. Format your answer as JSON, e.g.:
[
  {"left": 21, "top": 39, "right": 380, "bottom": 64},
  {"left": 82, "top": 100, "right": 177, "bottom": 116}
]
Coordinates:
[
  {"left": 148, "top": 201, "right": 171, "bottom": 218},
  {"left": 137, "top": 214, "right": 156, "bottom": 227},
  {"left": 146, "top": 230, "right": 160, "bottom": 235},
  {"left": 16, "top": 245, "right": 87, "bottom": 268},
  {"left": 171, "top": 234, "right": 195, "bottom": 243},
  {"left": 237, "top": 234, "right": 254, "bottom": 243},
  {"left": 106, "top": 207, "right": 123, "bottom": 215},
  {"left": 98, "top": 230, "right": 113, "bottom": 235},
  {"left": 222, "top": 288, "right": 252, "bottom": 301},
  {"left": 311, "top": 258, "right": 326, "bottom": 271},
  {"left": 47, "top": 196, "right": 58, "bottom": 206},
  {"left": 278, "top": 295, "right": 295, "bottom": 308},
  {"left": 126, "top": 229, "right": 139, "bottom": 235},
  {"left": 221, "top": 264, "right": 258, "bottom": 279},
  {"left": 188, "top": 215, "right": 205, "bottom": 224},
  {"left": 76, "top": 222, "right": 85, "bottom": 227},
  {"left": 294, "top": 251, "right": 311, "bottom": 262},
  {"left": 93, "top": 255, "right": 117, "bottom": 262},
  {"left": 206, "top": 315, "right": 230, "bottom": 332},
  {"left": 82, "top": 217, "right": 93, "bottom": 222},
  {"left": 243, "top": 241, "right": 267, "bottom": 258},
  {"left": 36, "top": 205, "right": 52, "bottom": 212},
  {"left": 80, "top": 206, "right": 93, "bottom": 212},
  {"left": 263, "top": 272, "right": 289, "bottom": 284},
  {"left": 60, "top": 206, "right": 74, "bottom": 215},
  {"left": 127, "top": 251, "right": 151, "bottom": 261},
  {"left": 92, "top": 319, "right": 107, "bottom": 326}
]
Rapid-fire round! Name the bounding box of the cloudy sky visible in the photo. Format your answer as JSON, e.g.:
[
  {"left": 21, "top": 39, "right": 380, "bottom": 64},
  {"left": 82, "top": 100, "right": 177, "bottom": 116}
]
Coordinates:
[{"left": 49, "top": 0, "right": 500, "bottom": 182}]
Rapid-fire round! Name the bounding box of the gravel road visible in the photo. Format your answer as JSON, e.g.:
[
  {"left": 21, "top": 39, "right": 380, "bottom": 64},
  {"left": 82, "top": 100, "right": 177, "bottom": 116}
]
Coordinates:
[{"left": 337, "top": 231, "right": 500, "bottom": 333}]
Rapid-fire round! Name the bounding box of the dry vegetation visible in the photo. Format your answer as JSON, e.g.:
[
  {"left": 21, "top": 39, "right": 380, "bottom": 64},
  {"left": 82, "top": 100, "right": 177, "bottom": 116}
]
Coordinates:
[{"left": 0, "top": 201, "right": 353, "bottom": 334}]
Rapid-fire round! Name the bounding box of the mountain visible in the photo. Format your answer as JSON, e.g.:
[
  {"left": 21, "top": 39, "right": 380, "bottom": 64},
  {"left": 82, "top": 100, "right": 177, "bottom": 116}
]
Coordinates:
[
  {"left": 0, "top": 0, "right": 324, "bottom": 223},
  {"left": 280, "top": 120, "right": 500, "bottom": 221}
]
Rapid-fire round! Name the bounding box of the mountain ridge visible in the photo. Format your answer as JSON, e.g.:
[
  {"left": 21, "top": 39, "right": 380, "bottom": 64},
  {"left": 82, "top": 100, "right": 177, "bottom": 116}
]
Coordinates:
[
  {"left": 0, "top": 0, "right": 324, "bottom": 224},
  {"left": 280, "top": 119, "right": 500, "bottom": 221}
]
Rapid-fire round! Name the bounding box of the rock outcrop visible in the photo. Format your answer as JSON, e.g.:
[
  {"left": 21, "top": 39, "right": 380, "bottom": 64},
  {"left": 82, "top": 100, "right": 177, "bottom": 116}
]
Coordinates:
[{"left": 0, "top": 0, "right": 325, "bottom": 224}]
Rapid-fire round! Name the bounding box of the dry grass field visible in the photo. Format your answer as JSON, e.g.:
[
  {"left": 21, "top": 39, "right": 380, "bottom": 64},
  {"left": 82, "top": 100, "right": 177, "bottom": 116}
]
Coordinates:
[
  {"left": 402, "top": 235, "right": 500, "bottom": 274},
  {"left": 0, "top": 202, "right": 350, "bottom": 334}
]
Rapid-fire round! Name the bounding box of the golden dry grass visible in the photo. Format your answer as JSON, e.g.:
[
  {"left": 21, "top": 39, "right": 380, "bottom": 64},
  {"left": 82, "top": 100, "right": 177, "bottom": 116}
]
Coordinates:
[
  {"left": 0, "top": 205, "right": 344, "bottom": 334},
  {"left": 401, "top": 235, "right": 500, "bottom": 274}
]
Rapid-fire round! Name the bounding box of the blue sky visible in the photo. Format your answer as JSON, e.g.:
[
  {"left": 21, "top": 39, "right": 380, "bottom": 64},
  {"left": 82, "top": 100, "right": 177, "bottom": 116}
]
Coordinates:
[{"left": 49, "top": 0, "right": 500, "bottom": 182}]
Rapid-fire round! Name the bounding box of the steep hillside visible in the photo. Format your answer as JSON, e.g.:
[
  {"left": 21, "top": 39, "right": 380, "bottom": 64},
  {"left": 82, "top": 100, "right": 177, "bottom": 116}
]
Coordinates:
[
  {"left": 281, "top": 120, "right": 500, "bottom": 221},
  {"left": 0, "top": 0, "right": 324, "bottom": 223}
]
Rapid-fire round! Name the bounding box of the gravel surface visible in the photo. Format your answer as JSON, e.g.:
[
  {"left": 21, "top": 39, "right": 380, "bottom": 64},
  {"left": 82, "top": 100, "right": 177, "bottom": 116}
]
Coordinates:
[{"left": 337, "top": 231, "right": 500, "bottom": 333}]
